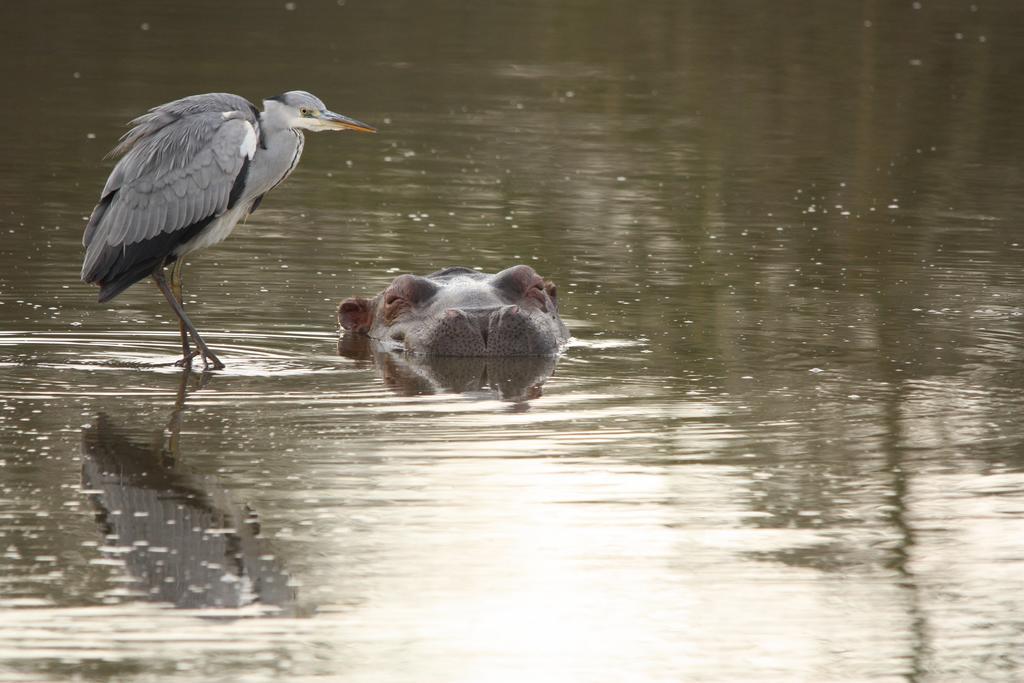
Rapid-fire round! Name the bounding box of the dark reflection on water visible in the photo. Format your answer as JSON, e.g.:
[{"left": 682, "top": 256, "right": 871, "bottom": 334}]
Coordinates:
[
  {"left": 80, "top": 372, "right": 296, "bottom": 612},
  {"left": 2, "top": 0, "right": 1024, "bottom": 680},
  {"left": 338, "top": 334, "right": 558, "bottom": 401}
]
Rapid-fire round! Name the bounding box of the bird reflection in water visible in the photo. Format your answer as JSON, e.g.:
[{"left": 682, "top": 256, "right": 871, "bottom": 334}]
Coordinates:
[
  {"left": 80, "top": 371, "right": 295, "bottom": 611},
  {"left": 338, "top": 335, "right": 559, "bottom": 403}
]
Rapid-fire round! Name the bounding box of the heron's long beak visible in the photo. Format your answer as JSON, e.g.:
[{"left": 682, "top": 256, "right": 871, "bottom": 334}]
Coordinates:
[{"left": 321, "top": 111, "right": 376, "bottom": 133}]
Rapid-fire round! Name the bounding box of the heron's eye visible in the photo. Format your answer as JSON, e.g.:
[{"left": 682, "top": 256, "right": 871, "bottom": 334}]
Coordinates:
[{"left": 299, "top": 107, "right": 315, "bottom": 117}]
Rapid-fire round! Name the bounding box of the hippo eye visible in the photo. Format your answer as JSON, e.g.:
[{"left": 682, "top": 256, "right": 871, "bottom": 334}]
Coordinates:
[
  {"left": 382, "top": 292, "right": 408, "bottom": 323},
  {"left": 494, "top": 265, "right": 544, "bottom": 298},
  {"left": 386, "top": 275, "right": 439, "bottom": 306},
  {"left": 523, "top": 279, "right": 549, "bottom": 311}
]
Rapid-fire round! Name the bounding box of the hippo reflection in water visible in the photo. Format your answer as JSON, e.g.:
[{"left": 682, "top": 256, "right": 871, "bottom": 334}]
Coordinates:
[
  {"left": 339, "top": 334, "right": 559, "bottom": 401},
  {"left": 338, "top": 265, "right": 569, "bottom": 356}
]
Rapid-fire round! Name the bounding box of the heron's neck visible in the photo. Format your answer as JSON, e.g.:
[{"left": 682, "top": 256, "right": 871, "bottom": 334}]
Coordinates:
[
  {"left": 259, "top": 110, "right": 298, "bottom": 138},
  {"left": 246, "top": 115, "right": 306, "bottom": 197}
]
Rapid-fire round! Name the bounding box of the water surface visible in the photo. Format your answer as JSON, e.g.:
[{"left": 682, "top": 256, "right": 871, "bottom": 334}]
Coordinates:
[{"left": 2, "top": 0, "right": 1024, "bottom": 680}]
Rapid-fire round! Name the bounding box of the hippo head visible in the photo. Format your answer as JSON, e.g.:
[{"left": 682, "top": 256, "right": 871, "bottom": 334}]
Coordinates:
[{"left": 338, "top": 265, "right": 569, "bottom": 356}]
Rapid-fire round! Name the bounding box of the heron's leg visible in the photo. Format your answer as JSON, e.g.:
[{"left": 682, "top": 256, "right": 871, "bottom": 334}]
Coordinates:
[
  {"left": 153, "top": 269, "right": 225, "bottom": 370},
  {"left": 169, "top": 259, "right": 192, "bottom": 362}
]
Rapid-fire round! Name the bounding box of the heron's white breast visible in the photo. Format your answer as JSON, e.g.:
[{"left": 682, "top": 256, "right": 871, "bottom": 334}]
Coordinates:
[{"left": 173, "top": 204, "right": 250, "bottom": 257}]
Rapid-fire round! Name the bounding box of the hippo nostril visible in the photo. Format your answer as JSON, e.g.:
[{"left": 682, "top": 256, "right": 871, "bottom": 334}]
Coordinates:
[{"left": 390, "top": 331, "right": 405, "bottom": 342}]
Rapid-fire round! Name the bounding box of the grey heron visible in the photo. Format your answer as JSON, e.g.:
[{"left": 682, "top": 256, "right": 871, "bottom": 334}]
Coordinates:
[{"left": 81, "top": 90, "right": 375, "bottom": 369}]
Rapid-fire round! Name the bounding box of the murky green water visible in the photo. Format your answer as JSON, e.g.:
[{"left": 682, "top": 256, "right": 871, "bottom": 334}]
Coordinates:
[{"left": 2, "top": 0, "right": 1024, "bottom": 680}]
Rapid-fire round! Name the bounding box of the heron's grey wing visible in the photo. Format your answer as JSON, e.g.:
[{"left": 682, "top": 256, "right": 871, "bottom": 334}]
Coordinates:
[
  {"left": 82, "top": 107, "right": 259, "bottom": 302},
  {"left": 108, "top": 92, "right": 261, "bottom": 159}
]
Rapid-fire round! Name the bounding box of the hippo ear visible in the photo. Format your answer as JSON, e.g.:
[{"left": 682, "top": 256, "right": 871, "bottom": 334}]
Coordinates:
[
  {"left": 338, "top": 297, "right": 373, "bottom": 333},
  {"left": 543, "top": 280, "right": 559, "bottom": 311}
]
